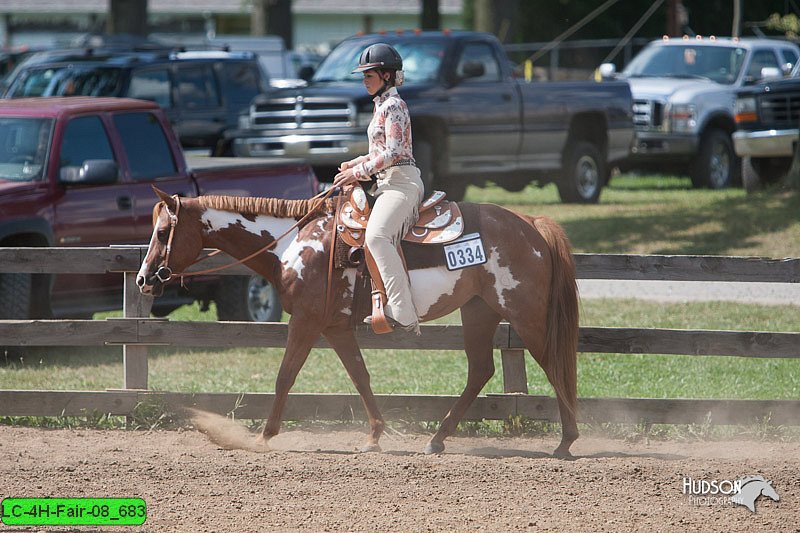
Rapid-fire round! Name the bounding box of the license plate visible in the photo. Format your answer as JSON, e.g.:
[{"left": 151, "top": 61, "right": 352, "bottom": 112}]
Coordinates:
[{"left": 444, "top": 233, "right": 487, "bottom": 271}]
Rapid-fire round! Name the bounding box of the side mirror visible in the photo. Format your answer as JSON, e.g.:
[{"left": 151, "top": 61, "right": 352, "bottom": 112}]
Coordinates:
[
  {"left": 598, "top": 63, "right": 617, "bottom": 80},
  {"left": 760, "top": 66, "right": 782, "bottom": 81},
  {"left": 60, "top": 159, "right": 119, "bottom": 184},
  {"left": 297, "top": 65, "right": 315, "bottom": 82},
  {"left": 460, "top": 60, "right": 485, "bottom": 79}
]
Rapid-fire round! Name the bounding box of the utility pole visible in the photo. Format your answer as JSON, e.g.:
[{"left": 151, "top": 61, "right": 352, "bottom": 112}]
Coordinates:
[
  {"left": 107, "top": 0, "right": 148, "bottom": 36},
  {"left": 421, "top": 0, "right": 440, "bottom": 30},
  {"left": 666, "top": 0, "right": 680, "bottom": 36},
  {"left": 732, "top": 0, "right": 742, "bottom": 38},
  {"left": 251, "top": 0, "right": 293, "bottom": 49}
]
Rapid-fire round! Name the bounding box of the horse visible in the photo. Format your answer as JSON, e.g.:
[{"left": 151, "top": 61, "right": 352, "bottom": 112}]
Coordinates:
[
  {"left": 137, "top": 187, "right": 580, "bottom": 457},
  {"left": 731, "top": 476, "right": 780, "bottom": 513}
]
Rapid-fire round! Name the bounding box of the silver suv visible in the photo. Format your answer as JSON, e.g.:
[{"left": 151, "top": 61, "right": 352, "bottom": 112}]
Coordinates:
[{"left": 602, "top": 37, "right": 800, "bottom": 188}]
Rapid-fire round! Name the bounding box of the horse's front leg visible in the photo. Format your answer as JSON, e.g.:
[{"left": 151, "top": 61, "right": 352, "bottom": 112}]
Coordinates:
[
  {"left": 259, "top": 318, "right": 321, "bottom": 445},
  {"left": 323, "top": 327, "right": 385, "bottom": 452}
]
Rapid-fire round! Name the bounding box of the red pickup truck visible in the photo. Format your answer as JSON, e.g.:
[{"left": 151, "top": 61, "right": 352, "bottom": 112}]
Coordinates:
[{"left": 0, "top": 97, "right": 318, "bottom": 322}]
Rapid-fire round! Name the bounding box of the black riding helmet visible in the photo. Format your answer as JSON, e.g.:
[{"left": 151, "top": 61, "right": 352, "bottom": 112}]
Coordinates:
[{"left": 352, "top": 43, "right": 403, "bottom": 73}]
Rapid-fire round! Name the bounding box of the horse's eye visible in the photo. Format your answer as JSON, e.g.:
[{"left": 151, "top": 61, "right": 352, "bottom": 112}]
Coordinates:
[{"left": 156, "top": 229, "right": 169, "bottom": 243}]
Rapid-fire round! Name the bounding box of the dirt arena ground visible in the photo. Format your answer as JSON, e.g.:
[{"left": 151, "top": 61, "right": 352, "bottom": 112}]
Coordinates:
[{"left": 1, "top": 424, "right": 797, "bottom": 532}]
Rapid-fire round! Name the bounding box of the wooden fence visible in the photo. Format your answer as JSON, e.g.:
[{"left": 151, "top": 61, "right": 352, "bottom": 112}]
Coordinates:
[{"left": 1, "top": 246, "right": 799, "bottom": 426}]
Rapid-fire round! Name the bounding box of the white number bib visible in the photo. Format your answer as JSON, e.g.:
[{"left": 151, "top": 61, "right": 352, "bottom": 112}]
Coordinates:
[{"left": 443, "top": 233, "right": 487, "bottom": 271}]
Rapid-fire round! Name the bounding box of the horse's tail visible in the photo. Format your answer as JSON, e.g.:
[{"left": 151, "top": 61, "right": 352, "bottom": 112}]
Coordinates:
[{"left": 528, "top": 215, "right": 579, "bottom": 417}]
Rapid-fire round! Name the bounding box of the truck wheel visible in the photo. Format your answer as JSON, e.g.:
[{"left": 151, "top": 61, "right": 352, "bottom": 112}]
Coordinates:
[
  {"left": 215, "top": 275, "right": 282, "bottom": 322},
  {"left": 691, "top": 129, "right": 737, "bottom": 189},
  {"left": 0, "top": 273, "right": 31, "bottom": 363},
  {"left": 413, "top": 140, "right": 436, "bottom": 198},
  {"left": 742, "top": 156, "right": 791, "bottom": 193},
  {"left": 558, "top": 141, "right": 604, "bottom": 204}
]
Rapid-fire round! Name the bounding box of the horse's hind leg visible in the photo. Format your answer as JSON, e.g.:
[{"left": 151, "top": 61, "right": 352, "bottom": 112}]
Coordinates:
[
  {"left": 425, "top": 297, "right": 501, "bottom": 455},
  {"left": 507, "top": 317, "right": 578, "bottom": 458},
  {"left": 323, "top": 327, "right": 385, "bottom": 452}
]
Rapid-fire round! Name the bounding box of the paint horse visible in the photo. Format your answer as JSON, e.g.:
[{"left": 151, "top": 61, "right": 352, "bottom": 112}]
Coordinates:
[{"left": 137, "top": 187, "right": 580, "bottom": 457}]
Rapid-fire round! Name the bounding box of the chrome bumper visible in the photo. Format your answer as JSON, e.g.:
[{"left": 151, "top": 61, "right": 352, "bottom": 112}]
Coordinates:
[
  {"left": 733, "top": 128, "right": 798, "bottom": 158},
  {"left": 233, "top": 133, "right": 369, "bottom": 165}
]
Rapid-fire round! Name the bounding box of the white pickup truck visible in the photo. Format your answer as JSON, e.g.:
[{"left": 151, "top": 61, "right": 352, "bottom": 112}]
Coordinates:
[{"left": 602, "top": 36, "right": 800, "bottom": 189}]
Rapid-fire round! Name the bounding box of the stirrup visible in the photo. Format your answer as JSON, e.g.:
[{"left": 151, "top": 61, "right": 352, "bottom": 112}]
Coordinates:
[{"left": 363, "top": 315, "right": 417, "bottom": 333}]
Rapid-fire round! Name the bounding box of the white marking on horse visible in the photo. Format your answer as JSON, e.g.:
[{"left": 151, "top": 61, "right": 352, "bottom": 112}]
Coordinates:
[
  {"left": 340, "top": 268, "right": 357, "bottom": 316},
  {"left": 137, "top": 220, "right": 161, "bottom": 283},
  {"left": 409, "top": 267, "right": 462, "bottom": 317},
  {"left": 483, "top": 246, "right": 519, "bottom": 308},
  {"left": 201, "top": 209, "right": 298, "bottom": 259},
  {"left": 279, "top": 220, "right": 327, "bottom": 281}
]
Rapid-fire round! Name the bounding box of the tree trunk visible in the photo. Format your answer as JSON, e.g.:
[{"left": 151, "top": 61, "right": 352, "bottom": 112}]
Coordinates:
[
  {"left": 421, "top": 0, "right": 441, "bottom": 30},
  {"left": 251, "top": 0, "right": 293, "bottom": 49},
  {"left": 107, "top": 0, "right": 148, "bottom": 36},
  {"left": 473, "top": 0, "right": 518, "bottom": 42}
]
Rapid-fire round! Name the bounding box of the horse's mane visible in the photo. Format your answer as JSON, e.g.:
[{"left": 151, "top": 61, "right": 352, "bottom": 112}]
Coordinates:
[{"left": 152, "top": 195, "right": 334, "bottom": 227}]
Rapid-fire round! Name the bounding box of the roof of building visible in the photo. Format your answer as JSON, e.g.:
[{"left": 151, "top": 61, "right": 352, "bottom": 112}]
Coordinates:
[{"left": 1, "top": 0, "right": 463, "bottom": 15}]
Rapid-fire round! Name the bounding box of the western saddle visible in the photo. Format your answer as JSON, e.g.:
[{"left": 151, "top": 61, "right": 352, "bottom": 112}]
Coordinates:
[{"left": 335, "top": 186, "right": 464, "bottom": 333}]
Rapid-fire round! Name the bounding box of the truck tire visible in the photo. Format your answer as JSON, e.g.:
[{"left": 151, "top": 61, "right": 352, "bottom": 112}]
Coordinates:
[
  {"left": 690, "top": 129, "right": 737, "bottom": 189},
  {"left": 0, "top": 273, "right": 31, "bottom": 363},
  {"left": 215, "top": 275, "right": 282, "bottom": 322},
  {"left": 558, "top": 141, "right": 604, "bottom": 204},
  {"left": 742, "top": 156, "right": 791, "bottom": 193}
]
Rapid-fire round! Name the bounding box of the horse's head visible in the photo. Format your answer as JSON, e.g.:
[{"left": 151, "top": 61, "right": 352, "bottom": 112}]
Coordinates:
[{"left": 137, "top": 187, "right": 205, "bottom": 296}]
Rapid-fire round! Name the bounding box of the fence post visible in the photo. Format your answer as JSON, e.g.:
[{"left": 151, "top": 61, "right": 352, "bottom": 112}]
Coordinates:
[
  {"left": 123, "top": 271, "right": 153, "bottom": 390},
  {"left": 500, "top": 348, "right": 528, "bottom": 394}
]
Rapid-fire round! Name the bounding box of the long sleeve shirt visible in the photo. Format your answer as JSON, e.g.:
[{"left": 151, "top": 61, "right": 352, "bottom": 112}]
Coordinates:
[{"left": 351, "top": 87, "right": 414, "bottom": 181}]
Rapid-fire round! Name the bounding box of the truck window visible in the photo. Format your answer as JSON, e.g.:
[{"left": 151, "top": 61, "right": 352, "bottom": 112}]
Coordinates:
[
  {"left": 746, "top": 49, "right": 780, "bottom": 80},
  {"left": 176, "top": 65, "right": 220, "bottom": 109},
  {"left": 128, "top": 68, "right": 172, "bottom": 108},
  {"left": 6, "top": 66, "right": 123, "bottom": 97},
  {"left": 113, "top": 112, "right": 178, "bottom": 180},
  {"left": 219, "top": 62, "right": 261, "bottom": 108},
  {"left": 456, "top": 42, "right": 501, "bottom": 82},
  {"left": 59, "top": 116, "right": 115, "bottom": 170},
  {"left": 0, "top": 117, "right": 52, "bottom": 181}
]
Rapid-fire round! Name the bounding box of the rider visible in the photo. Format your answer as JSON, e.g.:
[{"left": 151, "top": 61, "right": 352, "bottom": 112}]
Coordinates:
[{"left": 333, "top": 43, "right": 423, "bottom": 334}]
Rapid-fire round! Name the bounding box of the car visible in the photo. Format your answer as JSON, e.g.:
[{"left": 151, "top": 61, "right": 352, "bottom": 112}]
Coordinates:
[
  {"left": 0, "top": 97, "right": 318, "bottom": 323},
  {"left": 1, "top": 45, "right": 270, "bottom": 154},
  {"left": 602, "top": 36, "right": 800, "bottom": 189},
  {"left": 733, "top": 61, "right": 800, "bottom": 191},
  {"left": 227, "top": 31, "right": 634, "bottom": 204}
]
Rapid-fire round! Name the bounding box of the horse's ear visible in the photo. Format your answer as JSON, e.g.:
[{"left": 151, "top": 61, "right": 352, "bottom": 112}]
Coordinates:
[{"left": 152, "top": 186, "right": 176, "bottom": 211}]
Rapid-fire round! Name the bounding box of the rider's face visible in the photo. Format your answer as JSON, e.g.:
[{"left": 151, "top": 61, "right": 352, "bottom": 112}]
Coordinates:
[{"left": 363, "top": 70, "right": 387, "bottom": 95}]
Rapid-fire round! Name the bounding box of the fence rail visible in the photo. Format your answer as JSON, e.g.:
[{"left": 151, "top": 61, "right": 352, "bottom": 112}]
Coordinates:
[{"left": 1, "top": 247, "right": 798, "bottom": 426}]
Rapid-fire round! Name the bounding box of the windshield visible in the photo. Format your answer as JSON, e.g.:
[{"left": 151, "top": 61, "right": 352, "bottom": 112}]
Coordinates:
[
  {"left": 6, "top": 65, "right": 124, "bottom": 97},
  {"left": 623, "top": 44, "right": 746, "bottom": 85},
  {"left": 0, "top": 117, "right": 53, "bottom": 182},
  {"left": 313, "top": 40, "right": 445, "bottom": 83}
]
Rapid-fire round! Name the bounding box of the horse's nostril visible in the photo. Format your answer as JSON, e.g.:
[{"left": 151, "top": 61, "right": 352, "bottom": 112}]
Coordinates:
[{"left": 136, "top": 275, "right": 146, "bottom": 288}]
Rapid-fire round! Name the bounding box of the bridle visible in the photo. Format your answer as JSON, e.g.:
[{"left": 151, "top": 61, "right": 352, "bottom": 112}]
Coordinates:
[{"left": 153, "top": 187, "right": 338, "bottom": 284}]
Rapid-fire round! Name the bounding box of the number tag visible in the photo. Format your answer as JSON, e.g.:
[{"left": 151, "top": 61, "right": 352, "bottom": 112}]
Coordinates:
[{"left": 443, "top": 233, "right": 487, "bottom": 271}]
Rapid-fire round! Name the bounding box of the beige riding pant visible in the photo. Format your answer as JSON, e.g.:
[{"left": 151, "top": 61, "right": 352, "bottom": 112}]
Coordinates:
[{"left": 365, "top": 165, "right": 424, "bottom": 328}]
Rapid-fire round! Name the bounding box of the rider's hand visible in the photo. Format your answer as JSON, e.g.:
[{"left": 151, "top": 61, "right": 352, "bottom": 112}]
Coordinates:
[
  {"left": 333, "top": 168, "right": 358, "bottom": 187},
  {"left": 338, "top": 161, "right": 352, "bottom": 171}
]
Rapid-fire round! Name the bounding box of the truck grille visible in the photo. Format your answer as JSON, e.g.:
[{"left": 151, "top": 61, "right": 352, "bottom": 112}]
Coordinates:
[
  {"left": 632, "top": 99, "right": 664, "bottom": 130},
  {"left": 251, "top": 97, "right": 355, "bottom": 129},
  {"left": 759, "top": 93, "right": 800, "bottom": 127}
]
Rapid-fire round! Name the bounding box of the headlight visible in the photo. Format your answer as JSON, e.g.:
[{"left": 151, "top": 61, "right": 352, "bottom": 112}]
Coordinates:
[
  {"left": 667, "top": 103, "right": 696, "bottom": 132},
  {"left": 735, "top": 97, "right": 758, "bottom": 123}
]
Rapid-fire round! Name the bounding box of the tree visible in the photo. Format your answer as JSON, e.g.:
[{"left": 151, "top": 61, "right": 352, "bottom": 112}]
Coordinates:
[
  {"left": 251, "top": 0, "right": 293, "bottom": 49},
  {"left": 421, "top": 0, "right": 441, "bottom": 30},
  {"left": 473, "top": 0, "right": 519, "bottom": 43},
  {"left": 107, "top": 0, "right": 148, "bottom": 36}
]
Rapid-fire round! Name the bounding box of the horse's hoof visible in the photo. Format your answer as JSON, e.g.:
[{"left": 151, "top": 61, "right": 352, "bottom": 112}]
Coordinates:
[
  {"left": 424, "top": 441, "right": 445, "bottom": 455},
  {"left": 360, "top": 443, "right": 382, "bottom": 453},
  {"left": 253, "top": 435, "right": 271, "bottom": 453},
  {"left": 553, "top": 447, "right": 575, "bottom": 460}
]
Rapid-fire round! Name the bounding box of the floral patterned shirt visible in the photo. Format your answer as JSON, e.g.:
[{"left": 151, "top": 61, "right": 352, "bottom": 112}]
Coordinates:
[{"left": 351, "top": 87, "right": 414, "bottom": 181}]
